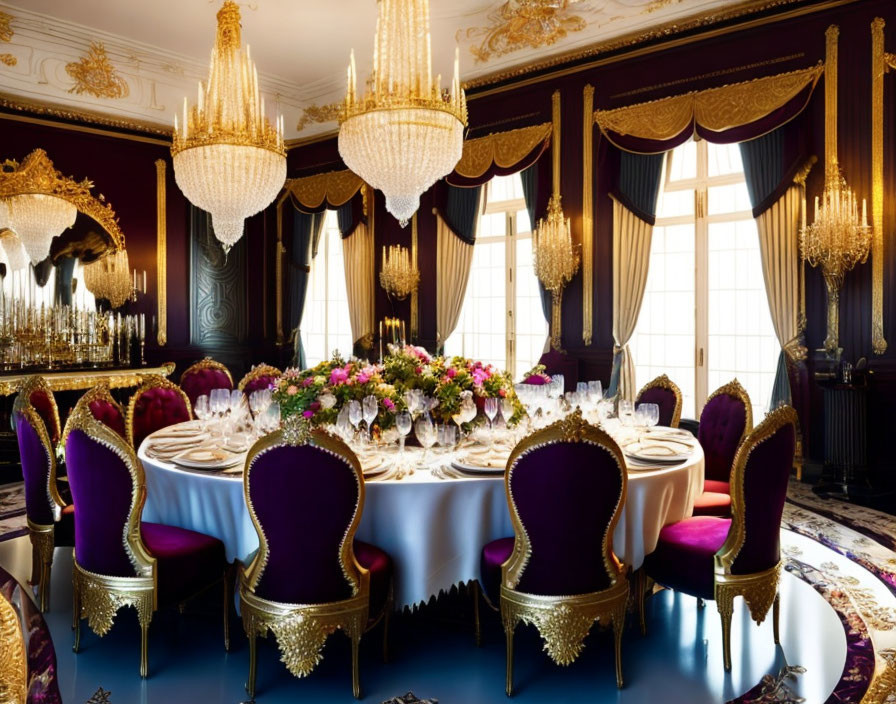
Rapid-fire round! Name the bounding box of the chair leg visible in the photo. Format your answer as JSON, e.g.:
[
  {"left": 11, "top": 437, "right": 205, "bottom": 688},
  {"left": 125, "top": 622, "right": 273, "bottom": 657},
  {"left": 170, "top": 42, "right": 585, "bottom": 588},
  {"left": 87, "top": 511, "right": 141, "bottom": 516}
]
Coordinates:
[
  {"left": 39, "top": 559, "right": 51, "bottom": 613},
  {"left": 717, "top": 591, "right": 734, "bottom": 671},
  {"left": 773, "top": 592, "right": 780, "bottom": 645},
  {"left": 137, "top": 597, "right": 153, "bottom": 678},
  {"left": 351, "top": 630, "right": 361, "bottom": 699},
  {"left": 504, "top": 624, "right": 515, "bottom": 697},
  {"left": 72, "top": 577, "right": 81, "bottom": 652},
  {"left": 222, "top": 575, "right": 231, "bottom": 652},
  {"left": 636, "top": 570, "right": 647, "bottom": 636},
  {"left": 246, "top": 630, "right": 257, "bottom": 698},
  {"left": 472, "top": 580, "right": 481, "bottom": 647},
  {"left": 613, "top": 606, "right": 625, "bottom": 689}
]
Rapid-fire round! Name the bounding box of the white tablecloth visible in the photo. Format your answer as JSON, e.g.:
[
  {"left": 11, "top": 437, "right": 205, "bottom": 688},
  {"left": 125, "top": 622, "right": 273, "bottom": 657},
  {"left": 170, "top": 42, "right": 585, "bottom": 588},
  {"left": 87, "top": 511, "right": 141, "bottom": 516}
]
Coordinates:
[{"left": 139, "top": 432, "right": 703, "bottom": 609}]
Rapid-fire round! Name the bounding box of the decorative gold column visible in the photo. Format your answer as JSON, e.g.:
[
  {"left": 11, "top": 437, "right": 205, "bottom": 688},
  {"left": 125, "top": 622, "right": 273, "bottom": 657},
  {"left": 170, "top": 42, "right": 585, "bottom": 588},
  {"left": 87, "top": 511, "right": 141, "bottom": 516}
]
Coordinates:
[
  {"left": 154, "top": 159, "right": 167, "bottom": 346},
  {"left": 411, "top": 212, "right": 419, "bottom": 340},
  {"left": 275, "top": 194, "right": 287, "bottom": 345},
  {"left": 582, "top": 84, "right": 594, "bottom": 346},
  {"left": 551, "top": 89, "right": 563, "bottom": 351},
  {"left": 871, "top": 18, "right": 888, "bottom": 355}
]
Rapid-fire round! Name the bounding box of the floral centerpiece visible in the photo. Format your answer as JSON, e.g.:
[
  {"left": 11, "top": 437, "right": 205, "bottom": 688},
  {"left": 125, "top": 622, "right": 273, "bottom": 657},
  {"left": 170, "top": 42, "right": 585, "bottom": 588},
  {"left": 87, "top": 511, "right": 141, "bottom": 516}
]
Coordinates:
[{"left": 272, "top": 345, "right": 525, "bottom": 432}]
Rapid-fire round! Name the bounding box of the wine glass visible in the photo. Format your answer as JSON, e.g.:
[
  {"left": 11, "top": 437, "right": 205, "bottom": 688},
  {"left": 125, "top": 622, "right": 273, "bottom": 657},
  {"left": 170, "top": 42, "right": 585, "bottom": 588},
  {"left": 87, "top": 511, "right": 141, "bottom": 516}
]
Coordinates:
[
  {"left": 336, "top": 404, "right": 353, "bottom": 442},
  {"left": 484, "top": 398, "right": 498, "bottom": 431},
  {"left": 415, "top": 415, "right": 436, "bottom": 464},
  {"left": 396, "top": 411, "right": 412, "bottom": 464},
  {"left": 638, "top": 402, "right": 660, "bottom": 428},
  {"left": 550, "top": 374, "right": 565, "bottom": 398},
  {"left": 348, "top": 400, "right": 362, "bottom": 443},
  {"left": 362, "top": 395, "right": 378, "bottom": 443},
  {"left": 194, "top": 394, "right": 210, "bottom": 431},
  {"left": 618, "top": 399, "right": 634, "bottom": 427}
]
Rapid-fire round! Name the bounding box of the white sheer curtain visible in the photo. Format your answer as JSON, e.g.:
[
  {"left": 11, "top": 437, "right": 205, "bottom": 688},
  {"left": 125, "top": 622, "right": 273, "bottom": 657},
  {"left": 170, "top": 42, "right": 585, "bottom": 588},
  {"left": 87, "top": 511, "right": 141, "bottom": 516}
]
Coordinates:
[
  {"left": 436, "top": 215, "right": 475, "bottom": 348},
  {"left": 342, "top": 222, "right": 375, "bottom": 349}
]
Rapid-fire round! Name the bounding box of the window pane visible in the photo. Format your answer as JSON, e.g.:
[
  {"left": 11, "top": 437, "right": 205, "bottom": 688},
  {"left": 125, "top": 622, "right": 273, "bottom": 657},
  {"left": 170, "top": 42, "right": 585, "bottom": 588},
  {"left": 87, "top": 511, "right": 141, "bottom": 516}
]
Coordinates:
[
  {"left": 707, "top": 142, "right": 744, "bottom": 177},
  {"left": 708, "top": 182, "right": 752, "bottom": 215},
  {"left": 516, "top": 208, "right": 531, "bottom": 235},
  {"left": 656, "top": 189, "right": 694, "bottom": 219},
  {"left": 667, "top": 141, "right": 697, "bottom": 182},
  {"left": 515, "top": 237, "right": 548, "bottom": 379},
  {"left": 489, "top": 174, "right": 524, "bottom": 203}
]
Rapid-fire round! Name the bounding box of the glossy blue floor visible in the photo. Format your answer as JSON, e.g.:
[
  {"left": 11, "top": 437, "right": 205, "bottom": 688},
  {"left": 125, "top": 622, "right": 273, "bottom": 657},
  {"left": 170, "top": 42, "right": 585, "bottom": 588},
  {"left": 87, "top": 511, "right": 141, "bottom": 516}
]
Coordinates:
[{"left": 0, "top": 527, "right": 863, "bottom": 704}]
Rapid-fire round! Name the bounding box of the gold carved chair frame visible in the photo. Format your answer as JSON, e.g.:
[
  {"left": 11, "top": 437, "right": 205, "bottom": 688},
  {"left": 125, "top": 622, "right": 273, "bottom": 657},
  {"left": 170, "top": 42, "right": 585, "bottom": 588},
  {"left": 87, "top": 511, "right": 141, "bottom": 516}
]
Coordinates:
[
  {"left": 237, "top": 363, "right": 282, "bottom": 392},
  {"left": 61, "top": 382, "right": 125, "bottom": 447},
  {"left": 125, "top": 375, "right": 192, "bottom": 448},
  {"left": 636, "top": 373, "right": 683, "bottom": 428},
  {"left": 180, "top": 356, "right": 234, "bottom": 387}
]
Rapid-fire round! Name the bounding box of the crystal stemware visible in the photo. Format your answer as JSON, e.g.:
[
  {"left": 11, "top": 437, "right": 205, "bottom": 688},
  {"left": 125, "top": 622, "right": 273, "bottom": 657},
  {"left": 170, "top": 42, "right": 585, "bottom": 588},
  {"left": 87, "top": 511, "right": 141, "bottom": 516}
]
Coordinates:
[
  {"left": 396, "top": 410, "right": 412, "bottom": 467},
  {"left": 348, "top": 400, "right": 362, "bottom": 442},
  {"left": 362, "top": 394, "right": 378, "bottom": 442},
  {"left": 194, "top": 394, "right": 210, "bottom": 431},
  {"left": 484, "top": 397, "right": 498, "bottom": 431},
  {"left": 415, "top": 415, "right": 436, "bottom": 465}
]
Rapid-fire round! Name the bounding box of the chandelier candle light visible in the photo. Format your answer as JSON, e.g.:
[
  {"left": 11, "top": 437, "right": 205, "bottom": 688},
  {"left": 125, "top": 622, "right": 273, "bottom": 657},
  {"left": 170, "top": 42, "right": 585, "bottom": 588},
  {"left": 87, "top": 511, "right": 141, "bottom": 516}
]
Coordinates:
[
  {"left": 171, "top": 1, "right": 286, "bottom": 253},
  {"left": 339, "top": 0, "right": 467, "bottom": 226},
  {"left": 379, "top": 244, "right": 420, "bottom": 300}
]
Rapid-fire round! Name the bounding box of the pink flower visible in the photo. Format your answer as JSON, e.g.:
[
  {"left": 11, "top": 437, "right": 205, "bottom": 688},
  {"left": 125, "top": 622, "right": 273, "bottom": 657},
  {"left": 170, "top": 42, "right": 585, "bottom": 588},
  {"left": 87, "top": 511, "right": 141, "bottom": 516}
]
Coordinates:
[
  {"left": 310, "top": 401, "right": 321, "bottom": 411},
  {"left": 357, "top": 372, "right": 371, "bottom": 385},
  {"left": 287, "top": 385, "right": 298, "bottom": 396},
  {"left": 383, "top": 398, "right": 395, "bottom": 411},
  {"left": 446, "top": 367, "right": 457, "bottom": 379},
  {"left": 302, "top": 410, "right": 314, "bottom": 418},
  {"left": 472, "top": 368, "right": 490, "bottom": 386},
  {"left": 330, "top": 368, "right": 349, "bottom": 385},
  {"left": 499, "top": 389, "right": 506, "bottom": 397},
  {"left": 303, "top": 377, "right": 314, "bottom": 387}
]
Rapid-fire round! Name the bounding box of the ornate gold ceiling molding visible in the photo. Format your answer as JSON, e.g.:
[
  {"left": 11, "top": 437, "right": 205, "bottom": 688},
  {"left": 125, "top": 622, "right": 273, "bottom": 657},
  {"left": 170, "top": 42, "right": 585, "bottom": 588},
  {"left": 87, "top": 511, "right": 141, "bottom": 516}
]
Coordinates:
[
  {"left": 66, "top": 42, "right": 129, "bottom": 100},
  {"left": 296, "top": 102, "right": 341, "bottom": 132},
  {"left": 0, "top": 10, "right": 15, "bottom": 68},
  {"left": 594, "top": 64, "right": 822, "bottom": 142},
  {"left": 284, "top": 169, "right": 364, "bottom": 211},
  {"left": 0, "top": 149, "right": 125, "bottom": 252},
  {"left": 454, "top": 121, "right": 552, "bottom": 179}
]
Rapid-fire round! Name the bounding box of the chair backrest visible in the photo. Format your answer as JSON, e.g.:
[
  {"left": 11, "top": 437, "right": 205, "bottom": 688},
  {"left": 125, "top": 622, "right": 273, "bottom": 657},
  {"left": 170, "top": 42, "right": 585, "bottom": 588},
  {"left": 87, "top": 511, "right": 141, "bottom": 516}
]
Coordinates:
[
  {"left": 126, "top": 375, "right": 192, "bottom": 449},
  {"left": 698, "top": 380, "right": 753, "bottom": 483},
  {"left": 16, "top": 376, "right": 61, "bottom": 446},
  {"left": 180, "top": 357, "right": 233, "bottom": 408},
  {"left": 636, "top": 374, "right": 682, "bottom": 428},
  {"left": 238, "top": 364, "right": 281, "bottom": 395},
  {"left": 243, "top": 427, "right": 366, "bottom": 605},
  {"left": 504, "top": 410, "right": 626, "bottom": 597},
  {"left": 62, "top": 383, "right": 127, "bottom": 445},
  {"left": 716, "top": 406, "right": 797, "bottom": 577},
  {"left": 13, "top": 399, "right": 62, "bottom": 527},
  {"left": 64, "top": 405, "right": 155, "bottom": 579},
  {"left": 538, "top": 349, "right": 579, "bottom": 393}
]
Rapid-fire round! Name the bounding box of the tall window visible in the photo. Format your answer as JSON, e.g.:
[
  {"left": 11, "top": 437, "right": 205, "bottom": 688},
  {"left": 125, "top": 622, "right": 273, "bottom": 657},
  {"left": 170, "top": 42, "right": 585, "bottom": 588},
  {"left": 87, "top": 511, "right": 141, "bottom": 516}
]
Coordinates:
[
  {"left": 629, "top": 140, "right": 778, "bottom": 419},
  {"left": 444, "top": 174, "right": 548, "bottom": 379},
  {"left": 302, "top": 210, "right": 353, "bottom": 367}
]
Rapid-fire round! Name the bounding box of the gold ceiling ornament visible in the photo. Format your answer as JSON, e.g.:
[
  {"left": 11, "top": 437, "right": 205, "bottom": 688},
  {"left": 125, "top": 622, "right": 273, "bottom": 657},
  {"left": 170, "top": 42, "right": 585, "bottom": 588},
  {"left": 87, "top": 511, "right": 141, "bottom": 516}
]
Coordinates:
[
  {"left": 800, "top": 26, "right": 870, "bottom": 354},
  {"left": 454, "top": 122, "right": 552, "bottom": 179},
  {"left": 458, "top": 0, "right": 587, "bottom": 64},
  {"left": 594, "top": 64, "right": 822, "bottom": 144},
  {"left": 379, "top": 244, "right": 420, "bottom": 301},
  {"left": 534, "top": 91, "right": 579, "bottom": 352},
  {"left": 0, "top": 11, "right": 15, "bottom": 69},
  {"left": 871, "top": 18, "right": 889, "bottom": 355},
  {"left": 296, "top": 102, "right": 341, "bottom": 132},
  {"left": 172, "top": 0, "right": 286, "bottom": 253},
  {"left": 66, "top": 42, "right": 129, "bottom": 100},
  {"left": 284, "top": 169, "right": 364, "bottom": 211},
  {"left": 644, "top": 0, "right": 685, "bottom": 12},
  {"left": 83, "top": 249, "right": 132, "bottom": 308},
  {"left": 339, "top": 0, "right": 467, "bottom": 227}
]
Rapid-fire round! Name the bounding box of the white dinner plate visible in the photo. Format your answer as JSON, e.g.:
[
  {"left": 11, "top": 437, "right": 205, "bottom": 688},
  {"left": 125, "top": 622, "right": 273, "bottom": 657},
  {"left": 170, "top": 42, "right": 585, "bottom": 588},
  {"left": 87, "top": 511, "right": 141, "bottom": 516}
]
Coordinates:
[
  {"left": 451, "top": 459, "right": 506, "bottom": 476},
  {"left": 622, "top": 438, "right": 693, "bottom": 464},
  {"left": 173, "top": 447, "right": 243, "bottom": 470}
]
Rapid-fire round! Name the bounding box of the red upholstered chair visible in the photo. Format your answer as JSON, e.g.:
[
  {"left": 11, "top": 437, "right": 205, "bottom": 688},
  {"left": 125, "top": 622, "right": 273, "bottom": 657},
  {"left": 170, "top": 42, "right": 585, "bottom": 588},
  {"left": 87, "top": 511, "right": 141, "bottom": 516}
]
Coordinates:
[
  {"left": 65, "top": 404, "right": 229, "bottom": 677},
  {"left": 478, "top": 410, "right": 630, "bottom": 693},
  {"left": 13, "top": 377, "right": 73, "bottom": 612},
  {"left": 180, "top": 357, "right": 233, "bottom": 410},
  {"left": 126, "top": 375, "right": 192, "bottom": 449},
  {"left": 642, "top": 406, "right": 797, "bottom": 670},
  {"left": 537, "top": 348, "right": 580, "bottom": 393},
  {"left": 20, "top": 375, "right": 62, "bottom": 447},
  {"left": 237, "top": 363, "right": 281, "bottom": 395},
  {"left": 63, "top": 383, "right": 127, "bottom": 444},
  {"left": 636, "top": 374, "right": 682, "bottom": 428},
  {"left": 692, "top": 380, "right": 753, "bottom": 517},
  {"left": 240, "top": 425, "right": 393, "bottom": 699}
]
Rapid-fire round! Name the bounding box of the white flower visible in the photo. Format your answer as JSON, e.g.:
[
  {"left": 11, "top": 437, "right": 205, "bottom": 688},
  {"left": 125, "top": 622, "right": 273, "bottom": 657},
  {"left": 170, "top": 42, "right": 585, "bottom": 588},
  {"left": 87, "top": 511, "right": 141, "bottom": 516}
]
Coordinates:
[{"left": 319, "top": 393, "right": 337, "bottom": 410}]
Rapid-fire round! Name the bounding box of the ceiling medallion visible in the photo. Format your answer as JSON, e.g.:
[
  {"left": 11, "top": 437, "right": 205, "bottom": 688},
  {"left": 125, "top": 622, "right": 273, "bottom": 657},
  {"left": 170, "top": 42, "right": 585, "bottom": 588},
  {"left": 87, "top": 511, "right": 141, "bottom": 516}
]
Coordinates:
[
  {"left": 458, "top": 0, "right": 587, "bottom": 64},
  {"left": 296, "top": 102, "right": 341, "bottom": 132},
  {"left": 0, "top": 11, "right": 15, "bottom": 68},
  {"left": 172, "top": 1, "right": 286, "bottom": 253},
  {"left": 66, "top": 42, "right": 129, "bottom": 99},
  {"left": 339, "top": 0, "right": 467, "bottom": 227}
]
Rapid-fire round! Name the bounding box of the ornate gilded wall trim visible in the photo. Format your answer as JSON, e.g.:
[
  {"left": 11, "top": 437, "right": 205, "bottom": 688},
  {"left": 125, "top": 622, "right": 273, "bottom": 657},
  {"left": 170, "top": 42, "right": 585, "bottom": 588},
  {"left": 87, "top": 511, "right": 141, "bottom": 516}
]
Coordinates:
[
  {"left": 458, "top": 1, "right": 587, "bottom": 64},
  {"left": 276, "top": 194, "right": 287, "bottom": 345},
  {"left": 155, "top": 159, "right": 167, "bottom": 347},
  {"left": 0, "top": 11, "right": 16, "bottom": 68},
  {"left": 284, "top": 169, "right": 363, "bottom": 211},
  {"left": 871, "top": 18, "right": 887, "bottom": 355},
  {"left": 411, "top": 212, "right": 419, "bottom": 340},
  {"left": 594, "top": 64, "right": 822, "bottom": 143},
  {"left": 455, "top": 122, "right": 552, "bottom": 179},
  {"left": 65, "top": 42, "right": 129, "bottom": 100},
  {"left": 296, "top": 102, "right": 341, "bottom": 132},
  {"left": 825, "top": 26, "right": 838, "bottom": 174},
  {"left": 582, "top": 84, "right": 594, "bottom": 346}
]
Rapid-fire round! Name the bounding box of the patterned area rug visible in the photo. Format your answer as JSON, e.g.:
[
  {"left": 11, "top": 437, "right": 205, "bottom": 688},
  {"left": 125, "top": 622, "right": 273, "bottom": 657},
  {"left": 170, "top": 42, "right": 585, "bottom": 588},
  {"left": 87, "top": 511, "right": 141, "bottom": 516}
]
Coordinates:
[{"left": 0, "top": 482, "right": 26, "bottom": 542}]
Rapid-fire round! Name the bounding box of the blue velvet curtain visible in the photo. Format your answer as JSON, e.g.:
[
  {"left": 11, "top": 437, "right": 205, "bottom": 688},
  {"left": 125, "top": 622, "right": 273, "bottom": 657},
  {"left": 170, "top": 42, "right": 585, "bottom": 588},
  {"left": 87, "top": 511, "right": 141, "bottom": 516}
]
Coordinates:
[
  {"left": 442, "top": 184, "right": 482, "bottom": 244},
  {"left": 290, "top": 208, "right": 326, "bottom": 368},
  {"left": 54, "top": 257, "right": 75, "bottom": 306},
  {"left": 520, "top": 164, "right": 551, "bottom": 325}
]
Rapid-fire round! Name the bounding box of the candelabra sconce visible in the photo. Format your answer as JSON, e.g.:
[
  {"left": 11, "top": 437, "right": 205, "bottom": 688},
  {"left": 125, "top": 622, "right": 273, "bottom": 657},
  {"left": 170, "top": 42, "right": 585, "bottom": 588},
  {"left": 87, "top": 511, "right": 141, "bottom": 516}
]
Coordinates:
[
  {"left": 534, "top": 194, "right": 580, "bottom": 351},
  {"left": 129, "top": 268, "right": 147, "bottom": 303},
  {"left": 378, "top": 316, "right": 406, "bottom": 361},
  {"left": 379, "top": 244, "right": 419, "bottom": 300}
]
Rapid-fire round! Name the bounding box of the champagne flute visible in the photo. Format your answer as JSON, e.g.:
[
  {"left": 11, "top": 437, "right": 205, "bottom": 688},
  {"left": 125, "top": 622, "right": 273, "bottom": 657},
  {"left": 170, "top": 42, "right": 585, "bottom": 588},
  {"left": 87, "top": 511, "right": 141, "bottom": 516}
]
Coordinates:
[
  {"left": 348, "top": 400, "right": 362, "bottom": 443},
  {"left": 484, "top": 397, "right": 498, "bottom": 431},
  {"left": 194, "top": 394, "right": 210, "bottom": 431},
  {"left": 362, "top": 395, "right": 378, "bottom": 443},
  {"left": 396, "top": 411, "right": 412, "bottom": 475},
  {"left": 415, "top": 415, "right": 436, "bottom": 465}
]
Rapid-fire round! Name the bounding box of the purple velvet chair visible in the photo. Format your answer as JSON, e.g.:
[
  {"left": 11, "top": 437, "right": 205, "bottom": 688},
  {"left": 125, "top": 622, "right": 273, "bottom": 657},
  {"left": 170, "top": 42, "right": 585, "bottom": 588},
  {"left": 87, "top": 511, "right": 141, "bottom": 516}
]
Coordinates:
[
  {"left": 63, "top": 383, "right": 127, "bottom": 444},
  {"left": 126, "top": 375, "right": 192, "bottom": 449},
  {"left": 479, "top": 410, "right": 629, "bottom": 693},
  {"left": 642, "top": 405, "right": 796, "bottom": 670},
  {"left": 240, "top": 425, "right": 393, "bottom": 699},
  {"left": 692, "top": 380, "right": 753, "bottom": 517},
  {"left": 65, "top": 404, "right": 229, "bottom": 677},
  {"left": 636, "top": 374, "right": 682, "bottom": 428},
  {"left": 537, "top": 348, "right": 580, "bottom": 393},
  {"left": 13, "top": 378, "right": 73, "bottom": 612},
  {"left": 237, "top": 363, "right": 281, "bottom": 395},
  {"left": 180, "top": 357, "right": 233, "bottom": 410}
]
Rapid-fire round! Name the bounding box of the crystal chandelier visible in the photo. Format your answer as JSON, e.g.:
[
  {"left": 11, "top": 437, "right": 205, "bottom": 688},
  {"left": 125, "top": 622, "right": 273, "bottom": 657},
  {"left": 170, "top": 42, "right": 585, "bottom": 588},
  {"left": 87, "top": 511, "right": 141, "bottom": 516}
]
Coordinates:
[
  {"left": 1, "top": 233, "right": 28, "bottom": 272},
  {"left": 379, "top": 244, "right": 420, "bottom": 300},
  {"left": 7, "top": 194, "right": 77, "bottom": 264},
  {"left": 83, "top": 249, "right": 132, "bottom": 308},
  {"left": 172, "top": 1, "right": 286, "bottom": 253},
  {"left": 339, "top": 0, "right": 467, "bottom": 226},
  {"left": 534, "top": 194, "right": 579, "bottom": 351}
]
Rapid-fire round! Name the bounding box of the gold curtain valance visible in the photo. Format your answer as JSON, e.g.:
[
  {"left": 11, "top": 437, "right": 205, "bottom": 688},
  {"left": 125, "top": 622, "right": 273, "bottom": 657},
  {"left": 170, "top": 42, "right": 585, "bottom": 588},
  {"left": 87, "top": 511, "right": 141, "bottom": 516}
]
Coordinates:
[
  {"left": 284, "top": 169, "right": 364, "bottom": 211},
  {"left": 454, "top": 122, "right": 552, "bottom": 179},
  {"left": 594, "top": 64, "right": 823, "bottom": 141}
]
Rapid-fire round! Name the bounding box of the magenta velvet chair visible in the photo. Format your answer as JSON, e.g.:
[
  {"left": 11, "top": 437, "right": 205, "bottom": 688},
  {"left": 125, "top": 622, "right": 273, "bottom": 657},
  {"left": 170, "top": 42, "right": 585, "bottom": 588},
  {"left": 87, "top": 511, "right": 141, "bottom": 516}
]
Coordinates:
[
  {"left": 537, "top": 348, "right": 580, "bottom": 393},
  {"left": 126, "top": 375, "right": 192, "bottom": 449},
  {"left": 692, "top": 380, "right": 753, "bottom": 517},
  {"left": 240, "top": 426, "right": 393, "bottom": 700},
  {"left": 237, "top": 363, "right": 281, "bottom": 395},
  {"left": 65, "top": 404, "right": 229, "bottom": 677},
  {"left": 636, "top": 374, "right": 683, "bottom": 428},
  {"left": 180, "top": 357, "right": 233, "bottom": 409},
  {"left": 13, "top": 377, "right": 73, "bottom": 612},
  {"left": 643, "top": 405, "right": 796, "bottom": 670},
  {"left": 479, "top": 410, "right": 629, "bottom": 693},
  {"left": 63, "top": 383, "right": 127, "bottom": 443}
]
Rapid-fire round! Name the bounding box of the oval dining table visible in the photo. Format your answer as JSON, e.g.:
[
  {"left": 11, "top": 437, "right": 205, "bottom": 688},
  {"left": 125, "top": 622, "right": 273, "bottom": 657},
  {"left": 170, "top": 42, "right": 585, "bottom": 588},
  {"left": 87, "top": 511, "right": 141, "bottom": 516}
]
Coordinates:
[{"left": 139, "top": 426, "right": 705, "bottom": 610}]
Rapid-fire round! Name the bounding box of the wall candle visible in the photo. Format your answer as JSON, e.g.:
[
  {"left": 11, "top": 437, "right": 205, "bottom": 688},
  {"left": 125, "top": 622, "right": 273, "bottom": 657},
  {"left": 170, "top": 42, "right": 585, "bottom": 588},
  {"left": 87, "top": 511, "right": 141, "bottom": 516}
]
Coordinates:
[{"left": 142, "top": 270, "right": 146, "bottom": 293}]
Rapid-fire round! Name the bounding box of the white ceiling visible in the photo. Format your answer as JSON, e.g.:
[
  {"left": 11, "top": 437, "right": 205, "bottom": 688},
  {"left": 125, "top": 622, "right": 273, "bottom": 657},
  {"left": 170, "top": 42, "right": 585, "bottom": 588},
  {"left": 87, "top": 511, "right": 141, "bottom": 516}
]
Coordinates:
[{"left": 0, "top": 0, "right": 751, "bottom": 140}]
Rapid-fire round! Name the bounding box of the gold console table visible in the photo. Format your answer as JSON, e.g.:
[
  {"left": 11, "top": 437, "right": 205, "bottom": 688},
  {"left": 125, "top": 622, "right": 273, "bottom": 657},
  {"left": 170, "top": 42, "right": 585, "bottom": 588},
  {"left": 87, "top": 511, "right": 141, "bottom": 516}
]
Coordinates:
[{"left": 0, "top": 362, "right": 175, "bottom": 396}]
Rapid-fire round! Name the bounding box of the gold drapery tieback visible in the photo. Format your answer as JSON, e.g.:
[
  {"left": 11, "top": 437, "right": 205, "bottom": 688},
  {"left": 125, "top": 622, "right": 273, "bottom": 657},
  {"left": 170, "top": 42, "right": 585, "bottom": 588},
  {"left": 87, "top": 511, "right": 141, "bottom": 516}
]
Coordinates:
[
  {"left": 594, "top": 64, "right": 823, "bottom": 144},
  {"left": 454, "top": 122, "right": 552, "bottom": 179},
  {"left": 284, "top": 170, "right": 364, "bottom": 212},
  {"left": 782, "top": 335, "right": 807, "bottom": 362}
]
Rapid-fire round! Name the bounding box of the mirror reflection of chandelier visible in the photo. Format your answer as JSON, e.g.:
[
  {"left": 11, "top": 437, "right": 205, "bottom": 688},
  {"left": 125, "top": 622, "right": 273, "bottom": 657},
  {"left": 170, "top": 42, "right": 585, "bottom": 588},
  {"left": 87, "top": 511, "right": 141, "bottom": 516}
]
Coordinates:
[
  {"left": 171, "top": 1, "right": 286, "bottom": 253},
  {"left": 0, "top": 232, "right": 28, "bottom": 272},
  {"left": 84, "top": 249, "right": 132, "bottom": 309},
  {"left": 339, "top": 0, "right": 467, "bottom": 227}
]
